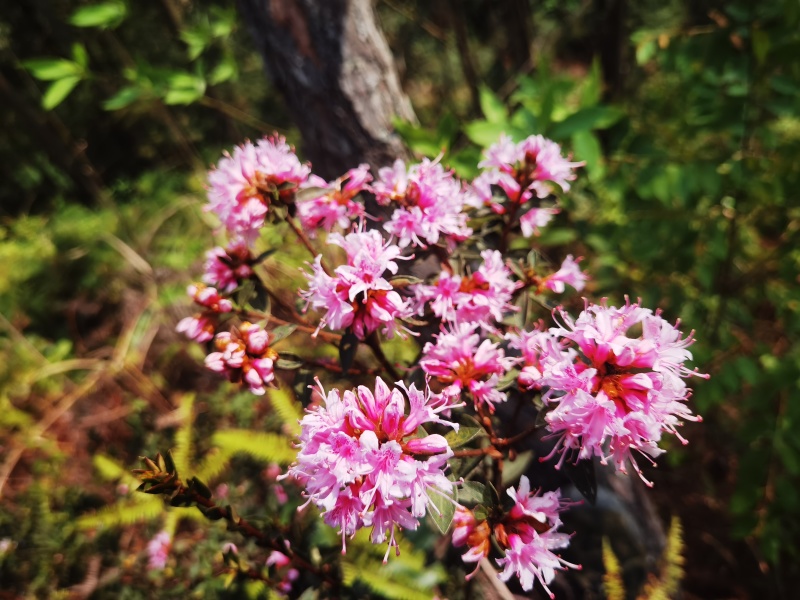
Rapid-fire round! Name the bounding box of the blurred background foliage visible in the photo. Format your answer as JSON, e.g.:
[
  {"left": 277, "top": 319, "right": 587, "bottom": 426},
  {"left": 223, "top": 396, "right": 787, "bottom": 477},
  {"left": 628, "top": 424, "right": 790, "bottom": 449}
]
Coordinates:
[{"left": 0, "top": 0, "right": 798, "bottom": 598}]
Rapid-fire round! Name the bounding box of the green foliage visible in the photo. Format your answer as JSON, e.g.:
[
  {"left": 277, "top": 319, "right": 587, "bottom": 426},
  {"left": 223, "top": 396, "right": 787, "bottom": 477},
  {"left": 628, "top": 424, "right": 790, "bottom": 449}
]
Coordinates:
[
  {"left": 340, "top": 530, "right": 447, "bottom": 600},
  {"left": 210, "top": 430, "right": 297, "bottom": 466},
  {"left": 602, "top": 517, "right": 685, "bottom": 600}
]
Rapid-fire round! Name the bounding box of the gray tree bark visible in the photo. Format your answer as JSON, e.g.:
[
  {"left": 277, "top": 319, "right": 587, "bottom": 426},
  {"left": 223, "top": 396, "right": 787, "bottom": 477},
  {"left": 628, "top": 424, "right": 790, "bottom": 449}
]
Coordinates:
[{"left": 235, "top": 0, "right": 415, "bottom": 179}]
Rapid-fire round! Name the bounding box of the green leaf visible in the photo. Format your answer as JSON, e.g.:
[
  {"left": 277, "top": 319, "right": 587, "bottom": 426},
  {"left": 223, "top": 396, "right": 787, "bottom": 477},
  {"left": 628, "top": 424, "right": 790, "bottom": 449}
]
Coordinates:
[
  {"left": 103, "top": 85, "right": 144, "bottom": 110},
  {"left": 549, "top": 106, "right": 625, "bottom": 140},
  {"left": 163, "top": 72, "right": 206, "bottom": 105},
  {"left": 211, "top": 430, "right": 297, "bottom": 465},
  {"left": 180, "top": 28, "right": 211, "bottom": 60},
  {"left": 41, "top": 76, "right": 81, "bottom": 110},
  {"left": 69, "top": 1, "right": 127, "bottom": 28},
  {"left": 443, "top": 426, "right": 485, "bottom": 449},
  {"left": 464, "top": 120, "right": 508, "bottom": 148},
  {"left": 571, "top": 129, "right": 603, "bottom": 180},
  {"left": 72, "top": 43, "right": 89, "bottom": 68},
  {"left": 22, "top": 59, "right": 82, "bottom": 81},
  {"left": 479, "top": 85, "right": 507, "bottom": 124},
  {"left": 457, "top": 481, "right": 493, "bottom": 505},
  {"left": 636, "top": 39, "right": 657, "bottom": 65},
  {"left": 208, "top": 59, "right": 237, "bottom": 85},
  {"left": 427, "top": 487, "right": 456, "bottom": 534},
  {"left": 270, "top": 324, "right": 297, "bottom": 344}
]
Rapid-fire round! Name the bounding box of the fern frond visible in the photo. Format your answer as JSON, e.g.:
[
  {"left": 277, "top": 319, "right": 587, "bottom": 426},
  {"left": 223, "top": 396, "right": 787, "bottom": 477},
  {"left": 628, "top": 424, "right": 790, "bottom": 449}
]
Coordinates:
[
  {"left": 211, "top": 430, "right": 296, "bottom": 465},
  {"left": 171, "top": 392, "right": 195, "bottom": 476},
  {"left": 77, "top": 496, "right": 163, "bottom": 530},
  {"left": 637, "top": 516, "right": 685, "bottom": 600},
  {"left": 602, "top": 537, "right": 626, "bottom": 600},
  {"left": 93, "top": 454, "right": 141, "bottom": 489},
  {"left": 267, "top": 387, "right": 302, "bottom": 436},
  {"left": 341, "top": 561, "right": 434, "bottom": 600},
  {"left": 194, "top": 446, "right": 235, "bottom": 484}
]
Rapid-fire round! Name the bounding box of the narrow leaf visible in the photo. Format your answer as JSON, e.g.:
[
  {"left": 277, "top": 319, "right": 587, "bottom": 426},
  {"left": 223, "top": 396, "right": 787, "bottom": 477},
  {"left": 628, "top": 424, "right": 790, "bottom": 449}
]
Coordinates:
[{"left": 42, "top": 76, "right": 81, "bottom": 110}]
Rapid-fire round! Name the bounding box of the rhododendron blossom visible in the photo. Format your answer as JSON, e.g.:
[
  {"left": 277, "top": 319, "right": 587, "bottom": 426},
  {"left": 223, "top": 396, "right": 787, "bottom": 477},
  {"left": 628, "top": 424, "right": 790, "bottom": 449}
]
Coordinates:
[
  {"left": 372, "top": 158, "right": 472, "bottom": 248},
  {"left": 203, "top": 240, "right": 254, "bottom": 293},
  {"left": 520, "top": 206, "right": 560, "bottom": 238},
  {"left": 452, "top": 477, "right": 576, "bottom": 597},
  {"left": 296, "top": 164, "right": 370, "bottom": 233},
  {"left": 205, "top": 321, "right": 277, "bottom": 395},
  {"left": 413, "top": 250, "right": 520, "bottom": 328},
  {"left": 301, "top": 229, "right": 413, "bottom": 339},
  {"left": 543, "top": 254, "right": 588, "bottom": 294},
  {"left": 541, "top": 299, "right": 707, "bottom": 483},
  {"left": 206, "top": 136, "right": 311, "bottom": 241},
  {"left": 287, "top": 377, "right": 459, "bottom": 560},
  {"left": 420, "top": 322, "right": 515, "bottom": 411},
  {"left": 507, "top": 325, "right": 575, "bottom": 391},
  {"left": 176, "top": 283, "right": 233, "bottom": 342},
  {"left": 478, "top": 134, "right": 583, "bottom": 203}
]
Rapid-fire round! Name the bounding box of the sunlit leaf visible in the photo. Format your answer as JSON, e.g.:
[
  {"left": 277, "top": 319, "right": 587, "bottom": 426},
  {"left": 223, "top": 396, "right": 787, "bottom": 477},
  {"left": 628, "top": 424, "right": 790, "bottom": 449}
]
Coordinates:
[{"left": 42, "top": 76, "right": 81, "bottom": 110}]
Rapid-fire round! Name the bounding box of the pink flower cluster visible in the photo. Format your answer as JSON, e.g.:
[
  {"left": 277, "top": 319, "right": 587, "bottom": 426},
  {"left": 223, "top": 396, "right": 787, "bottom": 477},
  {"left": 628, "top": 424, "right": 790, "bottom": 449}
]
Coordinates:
[
  {"left": 287, "top": 377, "right": 459, "bottom": 560},
  {"left": 472, "top": 134, "right": 582, "bottom": 238},
  {"left": 146, "top": 530, "right": 171, "bottom": 570},
  {"left": 420, "top": 322, "right": 515, "bottom": 412},
  {"left": 176, "top": 283, "right": 233, "bottom": 342},
  {"left": 540, "top": 299, "right": 706, "bottom": 483},
  {"left": 203, "top": 240, "right": 254, "bottom": 293},
  {"left": 372, "top": 158, "right": 472, "bottom": 249},
  {"left": 413, "top": 250, "right": 520, "bottom": 328},
  {"left": 206, "top": 136, "right": 311, "bottom": 242},
  {"left": 205, "top": 321, "right": 277, "bottom": 395},
  {"left": 297, "top": 164, "right": 370, "bottom": 234},
  {"left": 452, "top": 476, "right": 576, "bottom": 597},
  {"left": 301, "top": 229, "right": 413, "bottom": 339}
]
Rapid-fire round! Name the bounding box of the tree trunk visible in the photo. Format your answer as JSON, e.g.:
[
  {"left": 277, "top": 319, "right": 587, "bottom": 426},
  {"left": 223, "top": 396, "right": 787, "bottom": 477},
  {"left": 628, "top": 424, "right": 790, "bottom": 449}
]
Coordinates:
[{"left": 235, "top": 0, "right": 415, "bottom": 179}]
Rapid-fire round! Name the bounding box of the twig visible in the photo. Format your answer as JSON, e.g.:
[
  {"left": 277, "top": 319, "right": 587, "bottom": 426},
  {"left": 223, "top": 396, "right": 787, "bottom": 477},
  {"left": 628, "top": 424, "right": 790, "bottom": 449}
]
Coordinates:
[
  {"left": 365, "top": 332, "right": 402, "bottom": 381},
  {"left": 285, "top": 217, "right": 332, "bottom": 275}
]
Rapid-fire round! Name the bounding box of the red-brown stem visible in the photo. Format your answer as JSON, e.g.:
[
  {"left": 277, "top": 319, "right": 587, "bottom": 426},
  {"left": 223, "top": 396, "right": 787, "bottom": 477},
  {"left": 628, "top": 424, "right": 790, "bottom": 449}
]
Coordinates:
[
  {"left": 286, "top": 217, "right": 332, "bottom": 275},
  {"left": 366, "top": 332, "right": 402, "bottom": 381},
  {"left": 181, "top": 486, "right": 338, "bottom": 588}
]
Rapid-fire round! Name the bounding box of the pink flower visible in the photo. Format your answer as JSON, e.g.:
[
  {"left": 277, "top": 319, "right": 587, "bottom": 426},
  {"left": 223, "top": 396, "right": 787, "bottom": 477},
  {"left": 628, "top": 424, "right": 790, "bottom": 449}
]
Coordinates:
[
  {"left": 296, "top": 164, "right": 370, "bottom": 233},
  {"left": 205, "top": 322, "right": 278, "bottom": 395},
  {"left": 300, "top": 229, "right": 413, "bottom": 339},
  {"left": 287, "top": 377, "right": 459, "bottom": 559},
  {"left": 176, "top": 283, "right": 233, "bottom": 342},
  {"left": 146, "top": 530, "right": 171, "bottom": 570},
  {"left": 507, "top": 324, "right": 575, "bottom": 391},
  {"left": 519, "top": 207, "right": 560, "bottom": 237},
  {"left": 413, "top": 250, "right": 520, "bottom": 328},
  {"left": 372, "top": 158, "right": 472, "bottom": 249},
  {"left": 203, "top": 240, "right": 254, "bottom": 293},
  {"left": 452, "top": 477, "right": 577, "bottom": 596},
  {"left": 420, "top": 322, "right": 515, "bottom": 411},
  {"left": 542, "top": 299, "right": 707, "bottom": 484},
  {"left": 452, "top": 509, "right": 491, "bottom": 578},
  {"left": 543, "top": 255, "right": 588, "bottom": 294},
  {"left": 495, "top": 477, "right": 577, "bottom": 597},
  {"left": 478, "top": 134, "right": 583, "bottom": 203},
  {"left": 206, "top": 136, "right": 311, "bottom": 241}
]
